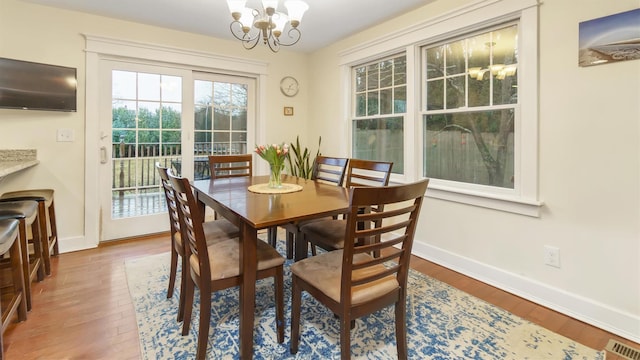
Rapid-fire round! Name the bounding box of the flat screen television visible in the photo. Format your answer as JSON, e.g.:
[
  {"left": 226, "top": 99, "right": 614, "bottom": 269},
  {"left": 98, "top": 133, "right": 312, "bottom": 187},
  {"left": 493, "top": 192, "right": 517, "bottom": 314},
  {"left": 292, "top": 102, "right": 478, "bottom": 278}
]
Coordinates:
[{"left": 0, "top": 57, "right": 77, "bottom": 112}]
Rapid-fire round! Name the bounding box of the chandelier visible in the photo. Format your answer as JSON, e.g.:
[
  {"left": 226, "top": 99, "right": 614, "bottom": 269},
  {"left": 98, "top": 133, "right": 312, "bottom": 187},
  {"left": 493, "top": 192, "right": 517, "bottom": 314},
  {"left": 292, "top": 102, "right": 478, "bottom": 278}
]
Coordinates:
[{"left": 227, "top": 0, "right": 309, "bottom": 52}]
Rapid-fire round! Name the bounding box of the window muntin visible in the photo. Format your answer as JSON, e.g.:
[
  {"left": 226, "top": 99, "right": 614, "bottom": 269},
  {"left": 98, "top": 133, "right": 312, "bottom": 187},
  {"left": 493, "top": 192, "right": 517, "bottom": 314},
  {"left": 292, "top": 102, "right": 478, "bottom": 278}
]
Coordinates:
[
  {"left": 353, "top": 55, "right": 406, "bottom": 174},
  {"left": 111, "top": 70, "right": 183, "bottom": 218},
  {"left": 423, "top": 24, "right": 518, "bottom": 189},
  {"left": 194, "top": 80, "right": 248, "bottom": 155}
]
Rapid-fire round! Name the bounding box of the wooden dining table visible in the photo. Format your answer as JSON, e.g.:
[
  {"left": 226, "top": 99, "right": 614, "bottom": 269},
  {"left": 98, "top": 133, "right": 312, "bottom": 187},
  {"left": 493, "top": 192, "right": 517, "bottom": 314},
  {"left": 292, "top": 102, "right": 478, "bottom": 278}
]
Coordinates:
[{"left": 191, "top": 174, "right": 349, "bottom": 359}]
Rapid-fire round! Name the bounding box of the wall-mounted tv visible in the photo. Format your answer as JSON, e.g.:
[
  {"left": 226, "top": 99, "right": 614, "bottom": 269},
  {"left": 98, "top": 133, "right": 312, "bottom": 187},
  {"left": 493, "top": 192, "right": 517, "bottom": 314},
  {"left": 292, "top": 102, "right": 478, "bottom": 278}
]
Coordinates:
[{"left": 0, "top": 57, "right": 77, "bottom": 112}]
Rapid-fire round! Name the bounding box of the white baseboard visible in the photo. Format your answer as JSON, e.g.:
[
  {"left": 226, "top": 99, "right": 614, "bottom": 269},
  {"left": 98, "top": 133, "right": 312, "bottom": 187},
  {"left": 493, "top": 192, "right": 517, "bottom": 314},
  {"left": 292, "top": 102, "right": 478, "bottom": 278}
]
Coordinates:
[
  {"left": 412, "top": 240, "right": 640, "bottom": 344},
  {"left": 58, "top": 236, "right": 97, "bottom": 254}
]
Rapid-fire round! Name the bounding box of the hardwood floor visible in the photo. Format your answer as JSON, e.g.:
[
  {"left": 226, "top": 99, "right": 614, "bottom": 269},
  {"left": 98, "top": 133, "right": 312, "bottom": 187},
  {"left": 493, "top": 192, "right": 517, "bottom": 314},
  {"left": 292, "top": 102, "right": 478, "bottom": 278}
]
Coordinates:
[{"left": 2, "top": 233, "right": 638, "bottom": 359}]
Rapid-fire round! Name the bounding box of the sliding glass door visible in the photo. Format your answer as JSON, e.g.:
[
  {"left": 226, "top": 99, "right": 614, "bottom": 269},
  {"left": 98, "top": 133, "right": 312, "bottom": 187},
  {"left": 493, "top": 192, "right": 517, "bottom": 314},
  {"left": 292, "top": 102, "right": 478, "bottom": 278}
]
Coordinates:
[
  {"left": 192, "top": 72, "right": 254, "bottom": 178},
  {"left": 98, "top": 61, "right": 255, "bottom": 241}
]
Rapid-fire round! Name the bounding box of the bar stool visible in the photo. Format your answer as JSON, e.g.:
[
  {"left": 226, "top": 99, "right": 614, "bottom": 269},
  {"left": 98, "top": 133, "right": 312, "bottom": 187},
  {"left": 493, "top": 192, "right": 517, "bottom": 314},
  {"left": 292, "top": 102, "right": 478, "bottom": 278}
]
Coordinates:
[
  {"left": 0, "top": 219, "right": 27, "bottom": 359},
  {"left": 0, "top": 189, "right": 58, "bottom": 276},
  {"left": 0, "top": 201, "right": 45, "bottom": 311}
]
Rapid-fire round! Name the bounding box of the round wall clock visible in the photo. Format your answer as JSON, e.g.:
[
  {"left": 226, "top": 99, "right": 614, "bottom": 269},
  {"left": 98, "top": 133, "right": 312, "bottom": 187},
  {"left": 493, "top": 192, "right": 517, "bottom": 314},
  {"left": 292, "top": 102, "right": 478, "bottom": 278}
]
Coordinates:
[{"left": 280, "top": 76, "right": 299, "bottom": 97}]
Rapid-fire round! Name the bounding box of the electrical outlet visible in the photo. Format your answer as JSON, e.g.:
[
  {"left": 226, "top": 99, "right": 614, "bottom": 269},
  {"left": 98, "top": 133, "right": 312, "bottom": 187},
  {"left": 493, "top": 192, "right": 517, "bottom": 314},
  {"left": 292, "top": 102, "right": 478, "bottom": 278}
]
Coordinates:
[
  {"left": 544, "top": 245, "right": 560, "bottom": 268},
  {"left": 57, "top": 128, "right": 75, "bottom": 142}
]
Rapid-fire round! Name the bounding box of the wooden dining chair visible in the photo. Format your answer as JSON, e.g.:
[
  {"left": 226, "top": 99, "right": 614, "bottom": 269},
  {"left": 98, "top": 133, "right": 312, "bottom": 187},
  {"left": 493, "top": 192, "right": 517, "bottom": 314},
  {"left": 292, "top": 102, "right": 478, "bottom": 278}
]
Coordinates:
[
  {"left": 310, "top": 156, "right": 350, "bottom": 186},
  {"left": 208, "top": 154, "right": 252, "bottom": 179},
  {"left": 281, "top": 155, "right": 349, "bottom": 259},
  {"left": 207, "top": 153, "right": 253, "bottom": 222},
  {"left": 168, "top": 171, "right": 285, "bottom": 360},
  {"left": 290, "top": 179, "right": 429, "bottom": 359},
  {"left": 208, "top": 153, "right": 280, "bottom": 249},
  {"left": 297, "top": 158, "right": 393, "bottom": 258},
  {"left": 156, "top": 163, "right": 239, "bottom": 322},
  {"left": 209, "top": 153, "right": 287, "bottom": 252}
]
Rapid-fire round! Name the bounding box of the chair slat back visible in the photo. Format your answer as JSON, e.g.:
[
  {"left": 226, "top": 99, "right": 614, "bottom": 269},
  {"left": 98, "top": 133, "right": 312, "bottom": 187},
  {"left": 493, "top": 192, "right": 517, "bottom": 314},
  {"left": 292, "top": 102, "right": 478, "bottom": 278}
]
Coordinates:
[
  {"left": 208, "top": 154, "right": 252, "bottom": 179},
  {"left": 156, "top": 163, "right": 182, "bottom": 236},
  {"left": 340, "top": 179, "right": 429, "bottom": 304},
  {"left": 168, "top": 171, "right": 210, "bottom": 280},
  {"left": 345, "top": 159, "right": 393, "bottom": 188},
  {"left": 312, "top": 156, "right": 349, "bottom": 186},
  {"left": 344, "top": 158, "right": 394, "bottom": 234},
  {"left": 156, "top": 163, "right": 181, "bottom": 237}
]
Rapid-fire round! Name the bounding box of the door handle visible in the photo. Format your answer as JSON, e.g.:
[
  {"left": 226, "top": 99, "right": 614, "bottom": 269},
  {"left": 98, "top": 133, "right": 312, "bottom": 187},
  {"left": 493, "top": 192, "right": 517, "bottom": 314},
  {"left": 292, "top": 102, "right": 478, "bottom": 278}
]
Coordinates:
[{"left": 100, "top": 146, "right": 108, "bottom": 164}]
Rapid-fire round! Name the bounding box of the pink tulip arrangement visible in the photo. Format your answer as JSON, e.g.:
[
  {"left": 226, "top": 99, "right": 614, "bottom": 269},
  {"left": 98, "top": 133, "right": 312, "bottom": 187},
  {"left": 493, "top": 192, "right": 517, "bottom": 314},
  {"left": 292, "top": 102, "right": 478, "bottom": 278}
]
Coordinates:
[{"left": 255, "top": 143, "right": 289, "bottom": 188}]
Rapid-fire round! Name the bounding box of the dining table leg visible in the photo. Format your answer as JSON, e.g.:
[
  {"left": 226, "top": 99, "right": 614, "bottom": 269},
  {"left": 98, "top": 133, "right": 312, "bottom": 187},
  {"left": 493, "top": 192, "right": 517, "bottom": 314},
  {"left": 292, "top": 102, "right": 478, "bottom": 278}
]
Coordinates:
[
  {"left": 239, "top": 222, "right": 258, "bottom": 359},
  {"left": 194, "top": 191, "right": 206, "bottom": 220}
]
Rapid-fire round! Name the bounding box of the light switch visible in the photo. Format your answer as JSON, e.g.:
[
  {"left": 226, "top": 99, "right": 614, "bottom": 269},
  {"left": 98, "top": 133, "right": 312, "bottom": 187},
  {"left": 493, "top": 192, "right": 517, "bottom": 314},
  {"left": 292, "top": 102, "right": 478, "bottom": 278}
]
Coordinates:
[{"left": 57, "top": 128, "right": 75, "bottom": 142}]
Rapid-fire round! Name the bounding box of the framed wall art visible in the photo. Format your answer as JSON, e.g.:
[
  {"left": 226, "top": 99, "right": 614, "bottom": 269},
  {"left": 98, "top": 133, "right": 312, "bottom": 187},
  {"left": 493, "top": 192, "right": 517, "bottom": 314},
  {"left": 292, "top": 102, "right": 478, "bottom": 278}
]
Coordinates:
[{"left": 579, "top": 8, "right": 640, "bottom": 67}]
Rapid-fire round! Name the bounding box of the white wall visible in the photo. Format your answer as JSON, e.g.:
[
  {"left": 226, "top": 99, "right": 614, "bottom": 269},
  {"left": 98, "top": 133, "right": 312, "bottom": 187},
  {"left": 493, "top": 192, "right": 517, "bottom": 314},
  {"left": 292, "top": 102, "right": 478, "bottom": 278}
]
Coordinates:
[
  {"left": 1, "top": 0, "right": 638, "bottom": 344},
  {"left": 0, "top": 0, "right": 310, "bottom": 246},
  {"left": 308, "top": 0, "right": 640, "bottom": 343}
]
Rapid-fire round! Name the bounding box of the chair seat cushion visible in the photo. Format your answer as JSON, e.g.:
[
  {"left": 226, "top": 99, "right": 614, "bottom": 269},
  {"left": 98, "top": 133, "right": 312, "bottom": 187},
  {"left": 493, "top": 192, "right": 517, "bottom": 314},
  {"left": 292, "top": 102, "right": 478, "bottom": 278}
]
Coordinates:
[
  {"left": 283, "top": 215, "right": 333, "bottom": 235},
  {"left": 299, "top": 219, "right": 347, "bottom": 250},
  {"left": 176, "top": 218, "right": 239, "bottom": 249},
  {"left": 291, "top": 250, "right": 399, "bottom": 305},
  {"left": 0, "top": 219, "right": 19, "bottom": 254},
  {"left": 0, "top": 201, "right": 38, "bottom": 221},
  {"left": 0, "top": 189, "right": 54, "bottom": 207},
  {"left": 190, "top": 238, "right": 284, "bottom": 280}
]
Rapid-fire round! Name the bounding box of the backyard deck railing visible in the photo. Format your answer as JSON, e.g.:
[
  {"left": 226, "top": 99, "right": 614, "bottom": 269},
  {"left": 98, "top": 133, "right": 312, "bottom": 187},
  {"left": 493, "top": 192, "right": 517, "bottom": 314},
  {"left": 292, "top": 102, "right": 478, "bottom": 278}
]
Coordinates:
[{"left": 110, "top": 140, "right": 243, "bottom": 218}]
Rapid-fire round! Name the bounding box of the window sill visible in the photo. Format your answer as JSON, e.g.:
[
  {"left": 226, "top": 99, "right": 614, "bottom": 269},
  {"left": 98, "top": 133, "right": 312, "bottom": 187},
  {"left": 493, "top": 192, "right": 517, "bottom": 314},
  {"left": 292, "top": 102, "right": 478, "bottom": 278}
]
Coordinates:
[{"left": 426, "top": 185, "right": 543, "bottom": 217}]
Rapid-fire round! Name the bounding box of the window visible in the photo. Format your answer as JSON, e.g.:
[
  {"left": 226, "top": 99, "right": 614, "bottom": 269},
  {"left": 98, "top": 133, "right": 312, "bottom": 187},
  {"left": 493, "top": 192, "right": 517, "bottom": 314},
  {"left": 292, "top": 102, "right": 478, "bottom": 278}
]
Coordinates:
[
  {"left": 194, "top": 78, "right": 250, "bottom": 179},
  {"left": 111, "top": 70, "right": 183, "bottom": 218},
  {"left": 194, "top": 80, "right": 248, "bottom": 156},
  {"left": 194, "top": 79, "right": 249, "bottom": 174},
  {"left": 423, "top": 24, "right": 518, "bottom": 189},
  {"left": 352, "top": 55, "right": 406, "bottom": 174},
  {"left": 341, "top": 0, "right": 540, "bottom": 216}
]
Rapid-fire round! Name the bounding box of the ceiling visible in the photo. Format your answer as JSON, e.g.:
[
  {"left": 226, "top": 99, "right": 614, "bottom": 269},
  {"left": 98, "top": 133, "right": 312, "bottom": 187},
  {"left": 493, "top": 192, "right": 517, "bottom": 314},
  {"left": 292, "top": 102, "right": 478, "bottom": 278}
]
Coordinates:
[{"left": 22, "top": 0, "right": 435, "bottom": 53}]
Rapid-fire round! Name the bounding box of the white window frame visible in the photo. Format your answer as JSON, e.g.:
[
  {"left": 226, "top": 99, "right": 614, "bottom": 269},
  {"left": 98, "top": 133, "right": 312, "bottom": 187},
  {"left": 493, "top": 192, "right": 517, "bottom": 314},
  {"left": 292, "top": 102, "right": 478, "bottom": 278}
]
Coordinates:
[
  {"left": 339, "top": 0, "right": 542, "bottom": 217},
  {"left": 351, "top": 54, "right": 408, "bottom": 176}
]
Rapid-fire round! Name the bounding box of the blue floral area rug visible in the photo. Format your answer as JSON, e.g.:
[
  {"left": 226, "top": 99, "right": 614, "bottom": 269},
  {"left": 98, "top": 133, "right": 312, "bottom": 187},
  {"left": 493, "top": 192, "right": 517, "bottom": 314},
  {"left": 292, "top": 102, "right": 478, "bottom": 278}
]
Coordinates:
[{"left": 125, "top": 242, "right": 604, "bottom": 359}]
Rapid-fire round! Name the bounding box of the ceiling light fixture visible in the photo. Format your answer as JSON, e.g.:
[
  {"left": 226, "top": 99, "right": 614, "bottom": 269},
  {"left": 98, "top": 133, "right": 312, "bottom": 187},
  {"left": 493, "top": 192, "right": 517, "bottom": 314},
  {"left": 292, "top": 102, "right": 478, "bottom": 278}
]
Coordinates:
[
  {"left": 468, "top": 64, "right": 517, "bottom": 81},
  {"left": 227, "top": 0, "right": 309, "bottom": 53}
]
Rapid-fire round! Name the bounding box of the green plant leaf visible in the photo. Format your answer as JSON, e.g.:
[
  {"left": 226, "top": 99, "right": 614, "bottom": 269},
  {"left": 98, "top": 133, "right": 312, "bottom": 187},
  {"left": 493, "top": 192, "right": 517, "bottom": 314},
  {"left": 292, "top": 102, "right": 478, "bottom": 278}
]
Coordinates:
[{"left": 285, "top": 135, "right": 321, "bottom": 179}]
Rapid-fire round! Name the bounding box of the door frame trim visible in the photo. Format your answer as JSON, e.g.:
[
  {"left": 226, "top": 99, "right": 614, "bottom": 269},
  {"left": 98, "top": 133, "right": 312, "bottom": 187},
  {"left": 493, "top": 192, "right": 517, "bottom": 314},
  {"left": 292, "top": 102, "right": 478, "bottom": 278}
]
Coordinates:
[{"left": 83, "top": 34, "right": 268, "bottom": 250}]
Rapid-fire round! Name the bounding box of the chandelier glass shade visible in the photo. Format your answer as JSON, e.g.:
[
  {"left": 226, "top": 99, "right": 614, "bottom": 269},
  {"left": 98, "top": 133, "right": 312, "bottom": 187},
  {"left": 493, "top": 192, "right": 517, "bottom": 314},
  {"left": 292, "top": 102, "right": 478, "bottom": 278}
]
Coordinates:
[
  {"left": 468, "top": 64, "right": 517, "bottom": 80},
  {"left": 227, "top": 0, "right": 309, "bottom": 52}
]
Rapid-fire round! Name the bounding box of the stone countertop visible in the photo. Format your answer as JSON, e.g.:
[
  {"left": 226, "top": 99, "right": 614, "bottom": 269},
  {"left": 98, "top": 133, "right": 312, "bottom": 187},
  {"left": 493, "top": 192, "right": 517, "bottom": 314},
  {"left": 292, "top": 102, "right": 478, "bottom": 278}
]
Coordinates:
[{"left": 0, "top": 149, "right": 39, "bottom": 177}]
